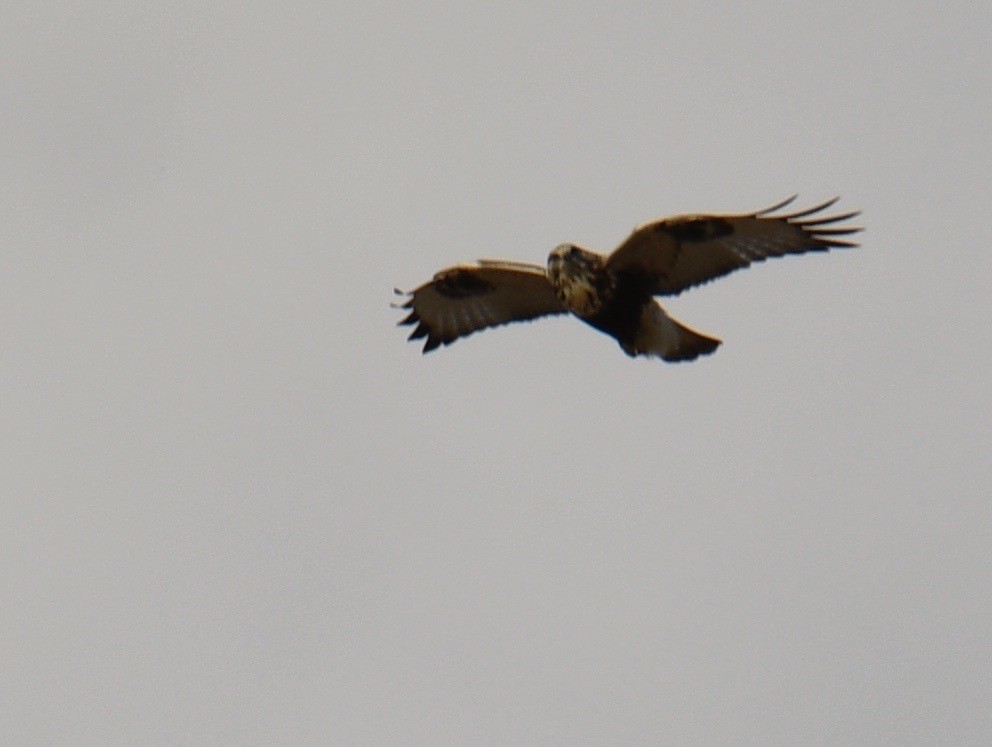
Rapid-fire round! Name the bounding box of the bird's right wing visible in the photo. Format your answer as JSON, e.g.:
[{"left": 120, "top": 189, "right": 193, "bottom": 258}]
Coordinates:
[
  {"left": 606, "top": 196, "right": 861, "bottom": 296},
  {"left": 395, "top": 259, "right": 567, "bottom": 352}
]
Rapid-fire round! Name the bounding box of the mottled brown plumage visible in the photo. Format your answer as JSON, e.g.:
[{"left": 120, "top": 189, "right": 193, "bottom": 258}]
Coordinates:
[{"left": 396, "top": 196, "right": 861, "bottom": 362}]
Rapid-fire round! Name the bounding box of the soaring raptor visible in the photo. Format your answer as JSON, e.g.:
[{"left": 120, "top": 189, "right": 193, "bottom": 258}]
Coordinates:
[{"left": 395, "top": 196, "right": 860, "bottom": 362}]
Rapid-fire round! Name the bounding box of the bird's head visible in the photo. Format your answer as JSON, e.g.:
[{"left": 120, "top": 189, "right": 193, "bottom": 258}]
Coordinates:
[
  {"left": 547, "top": 244, "right": 608, "bottom": 315},
  {"left": 547, "top": 243, "right": 602, "bottom": 281}
]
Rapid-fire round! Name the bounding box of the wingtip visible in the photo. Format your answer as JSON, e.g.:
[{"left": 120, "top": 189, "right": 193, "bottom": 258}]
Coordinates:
[
  {"left": 779, "top": 196, "right": 843, "bottom": 220},
  {"left": 407, "top": 321, "right": 429, "bottom": 340},
  {"left": 793, "top": 209, "right": 861, "bottom": 227},
  {"left": 756, "top": 195, "right": 857, "bottom": 221},
  {"left": 766, "top": 196, "right": 863, "bottom": 246},
  {"left": 755, "top": 194, "right": 798, "bottom": 216}
]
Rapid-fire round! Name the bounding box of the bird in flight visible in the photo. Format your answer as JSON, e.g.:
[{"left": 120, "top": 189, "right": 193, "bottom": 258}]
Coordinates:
[{"left": 395, "top": 196, "right": 860, "bottom": 362}]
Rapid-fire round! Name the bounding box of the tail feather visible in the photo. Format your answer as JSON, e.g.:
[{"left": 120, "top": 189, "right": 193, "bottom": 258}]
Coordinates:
[{"left": 622, "top": 301, "right": 721, "bottom": 362}]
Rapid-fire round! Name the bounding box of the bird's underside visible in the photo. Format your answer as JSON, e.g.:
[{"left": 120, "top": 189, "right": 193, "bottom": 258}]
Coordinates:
[{"left": 395, "top": 196, "right": 861, "bottom": 362}]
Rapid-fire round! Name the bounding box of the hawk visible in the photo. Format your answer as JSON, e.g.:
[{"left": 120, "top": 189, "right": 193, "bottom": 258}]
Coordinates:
[{"left": 395, "top": 196, "right": 860, "bottom": 362}]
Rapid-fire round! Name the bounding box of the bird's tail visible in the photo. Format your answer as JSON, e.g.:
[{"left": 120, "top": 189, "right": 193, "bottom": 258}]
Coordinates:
[{"left": 622, "top": 301, "right": 721, "bottom": 362}]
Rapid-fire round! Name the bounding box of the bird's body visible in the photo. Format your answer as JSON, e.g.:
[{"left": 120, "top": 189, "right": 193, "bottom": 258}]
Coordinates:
[
  {"left": 396, "top": 196, "right": 861, "bottom": 362},
  {"left": 545, "top": 242, "right": 722, "bottom": 360}
]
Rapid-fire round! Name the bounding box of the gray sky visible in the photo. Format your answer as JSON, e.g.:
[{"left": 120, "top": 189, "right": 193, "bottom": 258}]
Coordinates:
[{"left": 3, "top": 2, "right": 990, "bottom": 743}]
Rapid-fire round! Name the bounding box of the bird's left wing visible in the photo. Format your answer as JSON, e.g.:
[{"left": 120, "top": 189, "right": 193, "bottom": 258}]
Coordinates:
[
  {"left": 395, "top": 259, "right": 567, "bottom": 352},
  {"left": 605, "top": 196, "right": 861, "bottom": 296}
]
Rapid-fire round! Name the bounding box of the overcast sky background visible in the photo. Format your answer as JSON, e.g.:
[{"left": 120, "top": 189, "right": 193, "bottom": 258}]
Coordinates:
[{"left": 3, "top": 2, "right": 990, "bottom": 743}]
